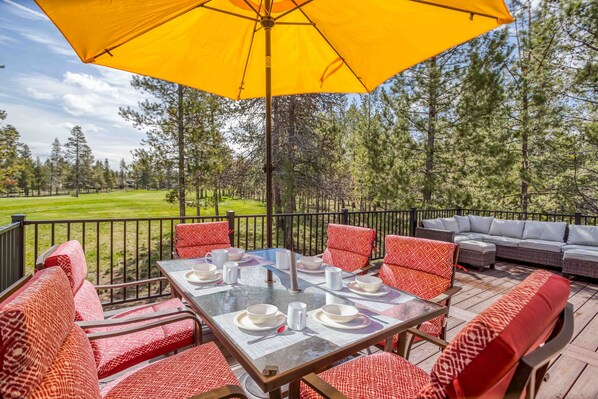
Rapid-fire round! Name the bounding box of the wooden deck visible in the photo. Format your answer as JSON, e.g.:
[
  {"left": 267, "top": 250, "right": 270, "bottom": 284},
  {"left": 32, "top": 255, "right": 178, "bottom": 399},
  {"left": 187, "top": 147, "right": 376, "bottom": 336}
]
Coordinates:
[{"left": 225, "top": 261, "right": 598, "bottom": 398}]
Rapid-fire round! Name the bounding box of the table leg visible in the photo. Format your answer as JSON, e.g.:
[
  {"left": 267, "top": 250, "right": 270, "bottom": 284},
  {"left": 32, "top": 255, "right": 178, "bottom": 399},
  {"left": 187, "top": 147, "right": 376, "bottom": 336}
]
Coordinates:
[
  {"left": 268, "top": 388, "right": 282, "bottom": 399},
  {"left": 288, "top": 380, "right": 300, "bottom": 399}
]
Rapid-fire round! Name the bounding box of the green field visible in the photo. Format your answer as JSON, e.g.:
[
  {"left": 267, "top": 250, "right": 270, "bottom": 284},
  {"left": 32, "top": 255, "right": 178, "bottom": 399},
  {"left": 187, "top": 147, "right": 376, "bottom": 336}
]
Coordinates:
[{"left": 0, "top": 190, "right": 265, "bottom": 225}]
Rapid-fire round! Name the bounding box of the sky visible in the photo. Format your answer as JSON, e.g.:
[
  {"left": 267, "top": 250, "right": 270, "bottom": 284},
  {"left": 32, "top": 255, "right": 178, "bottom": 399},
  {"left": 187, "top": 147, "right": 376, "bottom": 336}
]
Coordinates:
[{"left": 0, "top": 0, "right": 148, "bottom": 167}]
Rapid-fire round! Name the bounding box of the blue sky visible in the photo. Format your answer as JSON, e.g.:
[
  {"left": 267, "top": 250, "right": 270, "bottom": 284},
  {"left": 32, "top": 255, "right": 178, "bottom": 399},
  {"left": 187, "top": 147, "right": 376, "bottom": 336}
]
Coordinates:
[{"left": 0, "top": 0, "right": 148, "bottom": 167}]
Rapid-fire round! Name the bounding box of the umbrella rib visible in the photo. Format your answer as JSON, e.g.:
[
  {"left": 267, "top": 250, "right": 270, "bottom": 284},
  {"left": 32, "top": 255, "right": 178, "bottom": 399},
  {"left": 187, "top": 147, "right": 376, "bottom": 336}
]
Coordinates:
[
  {"left": 201, "top": 5, "right": 260, "bottom": 22},
  {"left": 409, "top": 0, "right": 500, "bottom": 21},
  {"left": 289, "top": 0, "right": 369, "bottom": 92},
  {"left": 87, "top": 0, "right": 215, "bottom": 62},
  {"left": 273, "top": 0, "right": 315, "bottom": 21},
  {"left": 237, "top": 1, "right": 263, "bottom": 99}
]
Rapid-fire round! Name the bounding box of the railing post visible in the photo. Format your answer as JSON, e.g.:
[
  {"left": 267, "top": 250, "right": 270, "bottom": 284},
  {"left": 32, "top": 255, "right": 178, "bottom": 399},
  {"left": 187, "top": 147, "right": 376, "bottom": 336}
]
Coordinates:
[
  {"left": 11, "top": 214, "right": 26, "bottom": 279},
  {"left": 574, "top": 212, "right": 582, "bottom": 225},
  {"left": 409, "top": 207, "right": 418, "bottom": 237},
  {"left": 341, "top": 208, "right": 349, "bottom": 225},
  {"left": 456, "top": 206, "right": 463, "bottom": 216},
  {"left": 227, "top": 210, "right": 235, "bottom": 246}
]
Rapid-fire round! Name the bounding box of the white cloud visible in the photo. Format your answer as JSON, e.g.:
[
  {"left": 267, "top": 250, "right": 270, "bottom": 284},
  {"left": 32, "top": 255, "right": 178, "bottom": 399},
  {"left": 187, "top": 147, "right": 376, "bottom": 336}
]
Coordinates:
[
  {"left": 63, "top": 93, "right": 95, "bottom": 115},
  {"left": 3, "top": 0, "right": 48, "bottom": 21},
  {"left": 26, "top": 87, "right": 55, "bottom": 100},
  {"left": 0, "top": 33, "right": 17, "bottom": 44},
  {"left": 17, "top": 29, "right": 74, "bottom": 57}
]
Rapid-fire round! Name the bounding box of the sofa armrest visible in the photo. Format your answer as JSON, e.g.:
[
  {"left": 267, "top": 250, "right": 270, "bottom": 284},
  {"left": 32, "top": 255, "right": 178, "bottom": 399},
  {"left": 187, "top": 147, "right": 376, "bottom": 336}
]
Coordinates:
[
  {"left": 187, "top": 384, "right": 248, "bottom": 399},
  {"left": 302, "top": 373, "right": 349, "bottom": 399},
  {"left": 415, "top": 227, "right": 454, "bottom": 243}
]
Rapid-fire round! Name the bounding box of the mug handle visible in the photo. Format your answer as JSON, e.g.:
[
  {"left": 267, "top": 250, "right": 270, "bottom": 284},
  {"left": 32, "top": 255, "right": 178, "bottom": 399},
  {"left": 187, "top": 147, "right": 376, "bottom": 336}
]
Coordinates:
[{"left": 205, "top": 252, "right": 212, "bottom": 264}]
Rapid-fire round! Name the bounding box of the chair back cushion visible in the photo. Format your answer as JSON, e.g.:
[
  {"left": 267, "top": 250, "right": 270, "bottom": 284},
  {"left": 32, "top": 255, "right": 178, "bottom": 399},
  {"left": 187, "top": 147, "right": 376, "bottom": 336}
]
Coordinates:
[
  {"left": 322, "top": 224, "right": 376, "bottom": 272},
  {"left": 383, "top": 235, "right": 456, "bottom": 280},
  {"left": 175, "top": 221, "right": 231, "bottom": 258},
  {"left": 418, "top": 270, "right": 569, "bottom": 399},
  {"left": 43, "top": 240, "right": 89, "bottom": 294},
  {"left": 0, "top": 268, "right": 76, "bottom": 398}
]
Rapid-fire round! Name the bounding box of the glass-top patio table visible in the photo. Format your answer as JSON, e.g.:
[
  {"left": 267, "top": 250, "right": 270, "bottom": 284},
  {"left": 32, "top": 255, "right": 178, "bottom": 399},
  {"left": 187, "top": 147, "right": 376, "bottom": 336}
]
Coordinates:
[{"left": 157, "top": 249, "right": 446, "bottom": 399}]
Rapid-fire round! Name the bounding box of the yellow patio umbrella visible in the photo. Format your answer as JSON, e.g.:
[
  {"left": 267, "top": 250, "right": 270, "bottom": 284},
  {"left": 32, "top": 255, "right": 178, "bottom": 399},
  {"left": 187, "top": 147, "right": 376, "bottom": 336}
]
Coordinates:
[{"left": 35, "top": 0, "right": 513, "bottom": 250}]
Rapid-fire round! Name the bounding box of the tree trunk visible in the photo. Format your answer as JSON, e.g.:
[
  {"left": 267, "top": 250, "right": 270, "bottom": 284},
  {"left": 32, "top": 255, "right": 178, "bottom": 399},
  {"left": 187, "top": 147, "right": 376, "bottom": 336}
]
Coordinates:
[
  {"left": 214, "top": 186, "right": 219, "bottom": 216},
  {"left": 423, "top": 57, "right": 438, "bottom": 207},
  {"left": 196, "top": 186, "right": 200, "bottom": 216},
  {"left": 177, "top": 84, "right": 186, "bottom": 217},
  {"left": 75, "top": 139, "right": 80, "bottom": 198}
]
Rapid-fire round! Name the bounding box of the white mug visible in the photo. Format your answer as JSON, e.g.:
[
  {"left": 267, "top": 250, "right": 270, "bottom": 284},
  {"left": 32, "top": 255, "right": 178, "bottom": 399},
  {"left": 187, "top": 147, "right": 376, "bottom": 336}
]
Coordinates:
[
  {"left": 325, "top": 266, "right": 343, "bottom": 291},
  {"left": 205, "top": 249, "right": 228, "bottom": 268},
  {"left": 222, "top": 261, "right": 239, "bottom": 285},
  {"left": 287, "top": 302, "right": 307, "bottom": 331},
  {"left": 276, "top": 249, "right": 291, "bottom": 270}
]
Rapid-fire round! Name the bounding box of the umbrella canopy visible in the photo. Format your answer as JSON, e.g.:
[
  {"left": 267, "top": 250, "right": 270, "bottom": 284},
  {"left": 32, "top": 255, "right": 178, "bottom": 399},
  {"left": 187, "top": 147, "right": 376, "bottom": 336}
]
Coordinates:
[{"left": 35, "top": 0, "right": 513, "bottom": 253}]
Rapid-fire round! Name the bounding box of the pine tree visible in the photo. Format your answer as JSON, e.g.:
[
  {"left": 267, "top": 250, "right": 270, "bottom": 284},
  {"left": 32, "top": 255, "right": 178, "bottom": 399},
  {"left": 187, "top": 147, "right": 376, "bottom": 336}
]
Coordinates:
[
  {"left": 49, "top": 138, "right": 66, "bottom": 195},
  {"left": 0, "top": 110, "right": 23, "bottom": 194},
  {"left": 64, "top": 125, "right": 94, "bottom": 197}
]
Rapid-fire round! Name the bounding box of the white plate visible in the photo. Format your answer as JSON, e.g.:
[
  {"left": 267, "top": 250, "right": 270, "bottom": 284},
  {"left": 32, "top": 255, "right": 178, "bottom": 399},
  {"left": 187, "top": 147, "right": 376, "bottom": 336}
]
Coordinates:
[
  {"left": 236, "top": 255, "right": 252, "bottom": 264},
  {"left": 347, "top": 281, "right": 390, "bottom": 297},
  {"left": 185, "top": 270, "right": 222, "bottom": 285},
  {"left": 312, "top": 309, "right": 371, "bottom": 330},
  {"left": 297, "top": 261, "right": 325, "bottom": 274},
  {"left": 233, "top": 311, "right": 286, "bottom": 331}
]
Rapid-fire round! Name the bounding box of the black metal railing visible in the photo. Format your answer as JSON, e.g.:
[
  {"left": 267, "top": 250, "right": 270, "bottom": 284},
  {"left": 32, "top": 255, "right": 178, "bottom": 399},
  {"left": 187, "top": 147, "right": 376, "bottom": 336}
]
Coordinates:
[{"left": 2, "top": 207, "right": 598, "bottom": 305}]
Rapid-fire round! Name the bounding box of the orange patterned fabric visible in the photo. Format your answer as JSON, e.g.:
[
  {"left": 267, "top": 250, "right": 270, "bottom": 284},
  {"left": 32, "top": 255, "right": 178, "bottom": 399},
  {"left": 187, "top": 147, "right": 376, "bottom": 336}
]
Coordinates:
[
  {"left": 90, "top": 298, "right": 194, "bottom": 379},
  {"left": 379, "top": 265, "right": 451, "bottom": 301},
  {"left": 30, "top": 325, "right": 102, "bottom": 399},
  {"left": 43, "top": 240, "right": 89, "bottom": 293},
  {"left": 73, "top": 280, "right": 105, "bottom": 322},
  {"left": 384, "top": 235, "right": 456, "bottom": 280},
  {"left": 322, "top": 224, "right": 375, "bottom": 272},
  {"left": 0, "top": 268, "right": 75, "bottom": 399},
  {"left": 101, "top": 342, "right": 239, "bottom": 399},
  {"left": 417, "top": 270, "right": 569, "bottom": 399},
  {"left": 300, "top": 351, "right": 430, "bottom": 399},
  {"left": 175, "top": 222, "right": 231, "bottom": 258}
]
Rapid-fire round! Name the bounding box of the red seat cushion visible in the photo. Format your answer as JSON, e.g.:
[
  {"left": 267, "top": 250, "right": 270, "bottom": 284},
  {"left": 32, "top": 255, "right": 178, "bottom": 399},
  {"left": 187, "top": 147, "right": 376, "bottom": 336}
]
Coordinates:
[
  {"left": 322, "top": 224, "right": 375, "bottom": 272},
  {"left": 101, "top": 342, "right": 239, "bottom": 399},
  {"left": 0, "top": 268, "right": 75, "bottom": 399},
  {"left": 91, "top": 298, "right": 195, "bottom": 379},
  {"left": 30, "top": 325, "right": 101, "bottom": 399},
  {"left": 43, "top": 240, "right": 89, "bottom": 294},
  {"left": 417, "top": 270, "right": 570, "bottom": 398},
  {"left": 175, "top": 222, "right": 231, "bottom": 258},
  {"left": 300, "top": 352, "right": 430, "bottom": 399}
]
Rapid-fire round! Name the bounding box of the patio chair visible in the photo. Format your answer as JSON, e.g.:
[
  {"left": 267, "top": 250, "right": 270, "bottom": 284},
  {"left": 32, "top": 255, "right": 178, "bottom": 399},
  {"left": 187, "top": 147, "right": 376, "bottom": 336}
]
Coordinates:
[
  {"left": 319, "top": 224, "right": 376, "bottom": 273},
  {"left": 378, "top": 235, "right": 460, "bottom": 357},
  {"left": 0, "top": 267, "right": 246, "bottom": 399},
  {"left": 37, "top": 240, "right": 198, "bottom": 379},
  {"left": 300, "top": 270, "right": 573, "bottom": 399},
  {"left": 175, "top": 221, "right": 232, "bottom": 258}
]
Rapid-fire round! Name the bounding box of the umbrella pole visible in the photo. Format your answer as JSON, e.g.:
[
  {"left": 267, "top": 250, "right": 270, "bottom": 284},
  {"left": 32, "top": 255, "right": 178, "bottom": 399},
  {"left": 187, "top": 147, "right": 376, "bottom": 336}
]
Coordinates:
[{"left": 263, "top": 13, "right": 275, "bottom": 284}]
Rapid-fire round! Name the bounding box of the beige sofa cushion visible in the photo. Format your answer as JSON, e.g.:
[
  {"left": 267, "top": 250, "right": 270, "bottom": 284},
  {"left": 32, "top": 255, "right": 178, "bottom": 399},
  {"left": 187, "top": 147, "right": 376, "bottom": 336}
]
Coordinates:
[
  {"left": 567, "top": 225, "right": 598, "bottom": 246},
  {"left": 519, "top": 239, "right": 566, "bottom": 253},
  {"left": 422, "top": 218, "right": 446, "bottom": 230},
  {"left": 488, "top": 219, "right": 526, "bottom": 239},
  {"left": 468, "top": 215, "right": 494, "bottom": 234},
  {"left": 440, "top": 217, "right": 460, "bottom": 233},
  {"left": 522, "top": 221, "right": 566, "bottom": 242}
]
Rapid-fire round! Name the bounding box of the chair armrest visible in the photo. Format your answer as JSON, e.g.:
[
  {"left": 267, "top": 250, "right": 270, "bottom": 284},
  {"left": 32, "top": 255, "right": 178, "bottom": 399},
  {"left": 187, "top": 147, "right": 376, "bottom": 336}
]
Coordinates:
[
  {"left": 302, "top": 373, "right": 349, "bottom": 399},
  {"left": 315, "top": 253, "right": 324, "bottom": 258},
  {"left": 187, "top": 384, "right": 247, "bottom": 399},
  {"left": 94, "top": 277, "right": 167, "bottom": 290},
  {"left": 429, "top": 285, "right": 462, "bottom": 304},
  {"left": 78, "top": 308, "right": 202, "bottom": 344},
  {"left": 405, "top": 327, "right": 449, "bottom": 349},
  {"left": 415, "top": 227, "right": 454, "bottom": 243}
]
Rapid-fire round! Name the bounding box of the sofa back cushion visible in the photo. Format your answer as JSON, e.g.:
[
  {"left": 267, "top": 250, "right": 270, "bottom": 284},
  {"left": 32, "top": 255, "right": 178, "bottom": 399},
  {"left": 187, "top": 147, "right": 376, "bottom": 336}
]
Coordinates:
[
  {"left": 43, "top": 240, "right": 88, "bottom": 294},
  {"left": 522, "top": 221, "right": 567, "bottom": 242},
  {"left": 0, "top": 268, "right": 75, "bottom": 399},
  {"left": 488, "top": 219, "right": 526, "bottom": 238},
  {"left": 567, "top": 225, "right": 598, "bottom": 246},
  {"left": 468, "top": 215, "right": 494, "bottom": 234},
  {"left": 175, "top": 221, "right": 231, "bottom": 258},
  {"left": 422, "top": 218, "right": 445, "bottom": 230},
  {"left": 417, "top": 270, "right": 569, "bottom": 399},
  {"left": 440, "top": 217, "right": 460, "bottom": 233},
  {"left": 323, "top": 224, "right": 376, "bottom": 272},
  {"left": 454, "top": 215, "right": 470, "bottom": 232}
]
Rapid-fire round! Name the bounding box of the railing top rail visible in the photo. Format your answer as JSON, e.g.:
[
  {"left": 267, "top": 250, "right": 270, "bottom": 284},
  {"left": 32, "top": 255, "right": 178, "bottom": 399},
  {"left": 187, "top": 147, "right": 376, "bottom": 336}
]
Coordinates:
[
  {"left": 0, "top": 222, "right": 21, "bottom": 234},
  {"left": 23, "top": 215, "right": 228, "bottom": 224}
]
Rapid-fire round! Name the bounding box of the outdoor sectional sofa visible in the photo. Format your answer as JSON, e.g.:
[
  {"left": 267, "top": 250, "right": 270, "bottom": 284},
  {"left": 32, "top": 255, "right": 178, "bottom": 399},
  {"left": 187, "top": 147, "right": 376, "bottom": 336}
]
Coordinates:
[{"left": 417, "top": 214, "right": 598, "bottom": 279}]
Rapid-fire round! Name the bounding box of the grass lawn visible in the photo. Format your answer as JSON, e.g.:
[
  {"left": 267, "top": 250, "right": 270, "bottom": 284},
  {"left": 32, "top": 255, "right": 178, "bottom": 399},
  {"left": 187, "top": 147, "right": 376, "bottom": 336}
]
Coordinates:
[{"left": 0, "top": 190, "right": 265, "bottom": 225}]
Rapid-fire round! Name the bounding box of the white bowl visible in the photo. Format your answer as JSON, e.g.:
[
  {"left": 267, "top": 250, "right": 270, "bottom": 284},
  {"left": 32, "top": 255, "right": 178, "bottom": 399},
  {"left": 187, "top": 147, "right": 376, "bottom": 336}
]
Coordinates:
[
  {"left": 300, "top": 256, "right": 323, "bottom": 270},
  {"left": 228, "top": 248, "right": 245, "bottom": 261},
  {"left": 321, "top": 304, "right": 359, "bottom": 323},
  {"left": 246, "top": 304, "right": 278, "bottom": 325},
  {"left": 354, "top": 275, "right": 383, "bottom": 293},
  {"left": 192, "top": 263, "right": 217, "bottom": 280}
]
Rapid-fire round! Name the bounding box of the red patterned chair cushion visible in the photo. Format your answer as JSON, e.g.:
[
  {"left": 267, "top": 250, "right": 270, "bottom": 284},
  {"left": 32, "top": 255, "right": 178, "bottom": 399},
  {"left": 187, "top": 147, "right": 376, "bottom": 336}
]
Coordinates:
[
  {"left": 30, "top": 325, "right": 102, "bottom": 399},
  {"left": 91, "top": 298, "right": 194, "bottom": 379},
  {"left": 43, "top": 240, "right": 89, "bottom": 293},
  {"left": 418, "top": 270, "right": 570, "bottom": 399},
  {"left": 175, "top": 222, "right": 231, "bottom": 258},
  {"left": 384, "top": 235, "right": 456, "bottom": 280},
  {"left": 74, "top": 280, "right": 105, "bottom": 322},
  {"left": 101, "top": 342, "right": 239, "bottom": 399},
  {"left": 300, "top": 352, "right": 430, "bottom": 399},
  {"left": 322, "top": 224, "right": 375, "bottom": 272},
  {"left": 0, "top": 268, "right": 75, "bottom": 399},
  {"left": 379, "top": 264, "right": 451, "bottom": 300}
]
